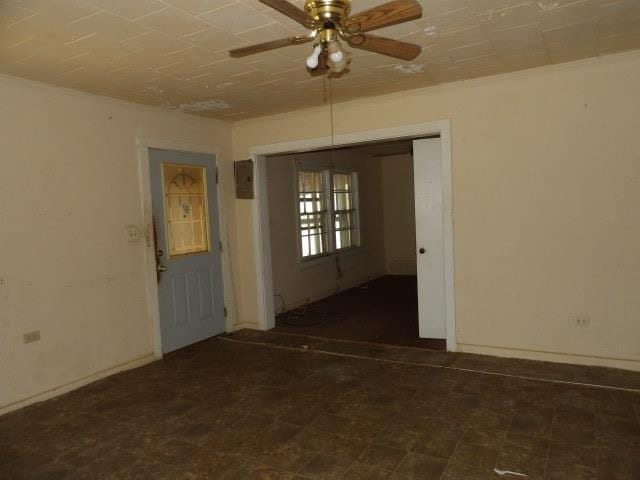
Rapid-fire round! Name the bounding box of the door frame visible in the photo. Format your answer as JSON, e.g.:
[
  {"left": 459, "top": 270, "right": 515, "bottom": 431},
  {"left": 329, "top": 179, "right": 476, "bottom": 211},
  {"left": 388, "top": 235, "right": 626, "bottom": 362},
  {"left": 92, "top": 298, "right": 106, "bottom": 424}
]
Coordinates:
[
  {"left": 137, "top": 137, "right": 235, "bottom": 359},
  {"left": 250, "top": 120, "right": 457, "bottom": 351}
]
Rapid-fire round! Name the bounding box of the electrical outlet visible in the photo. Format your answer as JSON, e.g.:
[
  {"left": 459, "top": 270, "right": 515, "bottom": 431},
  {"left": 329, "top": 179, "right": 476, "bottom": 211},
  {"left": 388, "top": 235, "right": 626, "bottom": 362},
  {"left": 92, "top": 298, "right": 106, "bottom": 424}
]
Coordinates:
[
  {"left": 125, "top": 225, "right": 140, "bottom": 242},
  {"left": 571, "top": 316, "right": 591, "bottom": 328},
  {"left": 23, "top": 330, "right": 40, "bottom": 344}
]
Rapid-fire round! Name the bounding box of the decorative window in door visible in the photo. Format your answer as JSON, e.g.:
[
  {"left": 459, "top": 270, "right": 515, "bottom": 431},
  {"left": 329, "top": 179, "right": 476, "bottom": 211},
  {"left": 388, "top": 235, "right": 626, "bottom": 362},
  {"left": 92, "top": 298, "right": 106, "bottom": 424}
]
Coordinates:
[{"left": 162, "top": 163, "right": 210, "bottom": 256}]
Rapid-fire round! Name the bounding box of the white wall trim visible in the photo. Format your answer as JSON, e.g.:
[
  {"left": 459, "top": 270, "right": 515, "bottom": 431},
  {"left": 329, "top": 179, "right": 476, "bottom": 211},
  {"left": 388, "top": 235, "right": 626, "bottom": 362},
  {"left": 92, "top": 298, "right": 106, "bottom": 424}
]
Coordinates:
[
  {"left": 459, "top": 343, "right": 640, "bottom": 373},
  {"left": 249, "top": 120, "right": 457, "bottom": 351},
  {"left": 136, "top": 137, "right": 236, "bottom": 358},
  {"left": 0, "top": 354, "right": 156, "bottom": 417}
]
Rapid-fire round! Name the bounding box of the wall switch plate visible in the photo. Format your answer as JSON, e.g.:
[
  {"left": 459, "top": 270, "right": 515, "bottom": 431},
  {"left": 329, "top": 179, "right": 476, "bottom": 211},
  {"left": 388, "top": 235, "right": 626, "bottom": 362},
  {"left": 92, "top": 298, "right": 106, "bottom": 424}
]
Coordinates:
[
  {"left": 126, "top": 225, "right": 140, "bottom": 242},
  {"left": 23, "top": 330, "right": 40, "bottom": 344}
]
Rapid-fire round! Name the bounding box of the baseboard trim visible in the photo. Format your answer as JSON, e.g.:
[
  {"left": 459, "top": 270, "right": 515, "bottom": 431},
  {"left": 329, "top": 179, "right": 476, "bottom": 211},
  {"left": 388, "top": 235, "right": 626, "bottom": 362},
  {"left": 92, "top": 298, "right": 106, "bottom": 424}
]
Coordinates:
[
  {"left": 458, "top": 343, "right": 640, "bottom": 372},
  {"left": 0, "top": 353, "right": 157, "bottom": 417},
  {"left": 276, "top": 273, "right": 385, "bottom": 314},
  {"left": 232, "top": 321, "right": 261, "bottom": 331}
]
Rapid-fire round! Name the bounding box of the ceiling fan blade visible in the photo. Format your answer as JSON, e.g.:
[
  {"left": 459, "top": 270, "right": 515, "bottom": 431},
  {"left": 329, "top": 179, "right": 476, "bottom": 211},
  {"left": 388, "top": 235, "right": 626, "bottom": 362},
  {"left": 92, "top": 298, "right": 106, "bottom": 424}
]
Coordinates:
[
  {"left": 259, "top": 0, "right": 311, "bottom": 27},
  {"left": 229, "top": 36, "right": 313, "bottom": 58},
  {"left": 344, "top": 0, "right": 422, "bottom": 33},
  {"left": 347, "top": 34, "right": 421, "bottom": 60}
]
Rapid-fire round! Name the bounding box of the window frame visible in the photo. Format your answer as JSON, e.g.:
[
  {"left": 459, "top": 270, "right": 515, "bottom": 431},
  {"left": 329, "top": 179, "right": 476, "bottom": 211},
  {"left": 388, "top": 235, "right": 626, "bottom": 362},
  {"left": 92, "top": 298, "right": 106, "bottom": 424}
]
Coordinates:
[
  {"left": 294, "top": 166, "right": 332, "bottom": 262},
  {"left": 294, "top": 164, "right": 361, "bottom": 264},
  {"left": 331, "top": 169, "right": 360, "bottom": 252}
]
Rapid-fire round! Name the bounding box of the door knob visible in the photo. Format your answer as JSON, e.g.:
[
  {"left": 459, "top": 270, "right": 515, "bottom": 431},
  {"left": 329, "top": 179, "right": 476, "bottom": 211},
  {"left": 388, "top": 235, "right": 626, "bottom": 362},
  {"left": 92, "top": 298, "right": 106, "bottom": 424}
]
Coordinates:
[
  {"left": 157, "top": 264, "right": 167, "bottom": 272},
  {"left": 419, "top": 248, "right": 426, "bottom": 254}
]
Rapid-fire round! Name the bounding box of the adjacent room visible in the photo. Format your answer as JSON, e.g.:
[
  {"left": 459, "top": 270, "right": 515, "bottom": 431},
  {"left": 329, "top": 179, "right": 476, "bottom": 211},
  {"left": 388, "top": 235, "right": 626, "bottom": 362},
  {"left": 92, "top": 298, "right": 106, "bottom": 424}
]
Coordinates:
[
  {"left": 2, "top": 0, "right": 640, "bottom": 479},
  {"left": 266, "top": 140, "right": 448, "bottom": 349}
]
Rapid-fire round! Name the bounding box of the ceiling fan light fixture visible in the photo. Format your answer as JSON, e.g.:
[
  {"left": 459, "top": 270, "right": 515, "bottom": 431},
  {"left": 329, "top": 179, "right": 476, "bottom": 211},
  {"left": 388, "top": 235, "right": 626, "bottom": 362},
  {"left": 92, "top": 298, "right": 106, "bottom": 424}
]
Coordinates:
[
  {"left": 306, "top": 45, "right": 323, "bottom": 69},
  {"left": 327, "top": 39, "right": 344, "bottom": 63},
  {"left": 229, "top": 0, "right": 423, "bottom": 71}
]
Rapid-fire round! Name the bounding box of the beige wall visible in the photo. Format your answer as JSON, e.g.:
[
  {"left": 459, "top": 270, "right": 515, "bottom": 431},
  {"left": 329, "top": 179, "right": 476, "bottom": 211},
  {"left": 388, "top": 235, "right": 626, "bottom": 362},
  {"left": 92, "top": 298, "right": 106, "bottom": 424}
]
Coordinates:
[
  {"left": 232, "top": 51, "right": 640, "bottom": 371},
  {"left": 381, "top": 154, "right": 417, "bottom": 276},
  {"left": 0, "top": 75, "right": 235, "bottom": 412},
  {"left": 3, "top": 50, "right": 640, "bottom": 414},
  {"left": 267, "top": 150, "right": 386, "bottom": 312}
]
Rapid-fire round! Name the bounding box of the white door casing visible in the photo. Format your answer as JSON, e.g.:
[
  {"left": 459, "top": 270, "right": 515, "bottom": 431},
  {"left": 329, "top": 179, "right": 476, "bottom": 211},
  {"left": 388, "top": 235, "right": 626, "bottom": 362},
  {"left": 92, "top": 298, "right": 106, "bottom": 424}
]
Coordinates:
[{"left": 250, "top": 120, "right": 456, "bottom": 350}]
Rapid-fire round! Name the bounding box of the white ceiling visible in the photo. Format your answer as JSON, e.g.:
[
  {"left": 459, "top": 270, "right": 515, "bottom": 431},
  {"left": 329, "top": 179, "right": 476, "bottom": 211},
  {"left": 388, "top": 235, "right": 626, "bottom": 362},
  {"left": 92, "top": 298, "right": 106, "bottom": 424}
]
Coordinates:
[{"left": 1, "top": 0, "right": 639, "bottom": 119}]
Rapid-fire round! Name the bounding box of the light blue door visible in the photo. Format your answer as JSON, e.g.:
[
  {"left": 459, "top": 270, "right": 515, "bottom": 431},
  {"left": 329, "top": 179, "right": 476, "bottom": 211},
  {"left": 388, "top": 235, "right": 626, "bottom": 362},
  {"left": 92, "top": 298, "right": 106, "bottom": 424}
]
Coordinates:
[{"left": 149, "top": 148, "right": 225, "bottom": 353}]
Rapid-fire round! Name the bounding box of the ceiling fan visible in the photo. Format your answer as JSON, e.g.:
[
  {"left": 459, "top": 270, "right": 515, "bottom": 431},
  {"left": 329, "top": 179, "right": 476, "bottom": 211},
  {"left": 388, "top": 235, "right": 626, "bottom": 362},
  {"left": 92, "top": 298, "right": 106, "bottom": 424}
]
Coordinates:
[{"left": 229, "top": 0, "right": 423, "bottom": 74}]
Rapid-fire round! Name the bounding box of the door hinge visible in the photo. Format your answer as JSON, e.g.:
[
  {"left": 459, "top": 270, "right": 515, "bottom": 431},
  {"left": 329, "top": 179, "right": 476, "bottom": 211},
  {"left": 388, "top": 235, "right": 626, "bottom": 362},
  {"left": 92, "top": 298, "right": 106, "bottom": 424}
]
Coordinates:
[
  {"left": 216, "top": 167, "right": 219, "bottom": 184},
  {"left": 219, "top": 240, "right": 223, "bottom": 252},
  {"left": 223, "top": 306, "right": 228, "bottom": 317}
]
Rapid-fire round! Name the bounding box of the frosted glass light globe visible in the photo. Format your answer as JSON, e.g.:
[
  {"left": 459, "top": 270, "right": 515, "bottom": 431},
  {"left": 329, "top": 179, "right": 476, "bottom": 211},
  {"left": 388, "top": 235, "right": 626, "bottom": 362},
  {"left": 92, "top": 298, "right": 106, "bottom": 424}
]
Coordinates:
[
  {"left": 306, "top": 54, "right": 319, "bottom": 69},
  {"left": 306, "top": 45, "right": 322, "bottom": 69},
  {"left": 329, "top": 49, "right": 344, "bottom": 63}
]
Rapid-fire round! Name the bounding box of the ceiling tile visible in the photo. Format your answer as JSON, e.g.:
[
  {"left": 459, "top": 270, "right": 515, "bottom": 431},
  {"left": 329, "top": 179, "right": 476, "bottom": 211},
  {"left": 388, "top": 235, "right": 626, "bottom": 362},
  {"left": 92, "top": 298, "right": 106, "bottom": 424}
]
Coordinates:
[
  {"left": 80, "top": 0, "right": 166, "bottom": 20},
  {"left": 198, "top": 2, "right": 273, "bottom": 34},
  {"left": 135, "top": 7, "right": 211, "bottom": 37},
  {"left": 162, "top": 0, "right": 236, "bottom": 16}
]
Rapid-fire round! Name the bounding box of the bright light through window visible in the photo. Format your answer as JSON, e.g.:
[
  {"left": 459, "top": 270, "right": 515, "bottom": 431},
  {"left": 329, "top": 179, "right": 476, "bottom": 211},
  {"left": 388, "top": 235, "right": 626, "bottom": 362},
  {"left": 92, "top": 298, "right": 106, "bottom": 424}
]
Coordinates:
[
  {"left": 298, "top": 170, "right": 328, "bottom": 258},
  {"left": 333, "top": 172, "right": 358, "bottom": 250},
  {"left": 297, "top": 169, "right": 359, "bottom": 260}
]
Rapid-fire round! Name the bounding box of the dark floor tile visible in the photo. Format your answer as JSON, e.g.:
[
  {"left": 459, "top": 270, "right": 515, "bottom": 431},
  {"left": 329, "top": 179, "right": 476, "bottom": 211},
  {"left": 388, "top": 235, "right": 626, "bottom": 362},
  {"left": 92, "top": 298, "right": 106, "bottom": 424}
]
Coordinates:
[
  {"left": 374, "top": 423, "right": 423, "bottom": 451},
  {"left": 461, "top": 427, "right": 508, "bottom": 449},
  {"left": 466, "top": 408, "right": 513, "bottom": 432},
  {"left": 597, "top": 414, "right": 640, "bottom": 439},
  {"left": 546, "top": 463, "right": 597, "bottom": 480},
  {"left": 355, "top": 444, "right": 405, "bottom": 472},
  {"left": 509, "top": 407, "right": 554, "bottom": 438},
  {"left": 310, "top": 413, "right": 352, "bottom": 435},
  {"left": 552, "top": 410, "right": 596, "bottom": 445},
  {"left": 441, "top": 461, "right": 493, "bottom": 480},
  {"left": 246, "top": 467, "right": 297, "bottom": 479},
  {"left": 495, "top": 449, "right": 546, "bottom": 480},
  {"left": 298, "top": 453, "right": 352, "bottom": 479},
  {"left": 548, "top": 442, "right": 595, "bottom": 470},
  {"left": 292, "top": 427, "right": 368, "bottom": 460},
  {"left": 257, "top": 442, "right": 316, "bottom": 472},
  {"left": 4, "top": 336, "right": 640, "bottom": 480},
  {"left": 412, "top": 420, "right": 464, "bottom": 459},
  {"left": 393, "top": 452, "right": 447, "bottom": 479},
  {"left": 598, "top": 449, "right": 640, "bottom": 480},
  {"left": 502, "top": 433, "right": 550, "bottom": 458},
  {"left": 341, "top": 462, "right": 391, "bottom": 479},
  {"left": 450, "top": 443, "right": 500, "bottom": 469}
]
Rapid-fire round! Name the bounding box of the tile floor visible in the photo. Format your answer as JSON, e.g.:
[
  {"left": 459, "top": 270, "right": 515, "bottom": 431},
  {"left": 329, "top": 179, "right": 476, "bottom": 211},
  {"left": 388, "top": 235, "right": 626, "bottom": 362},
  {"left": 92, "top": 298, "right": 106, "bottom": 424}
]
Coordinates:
[
  {"left": 274, "top": 276, "right": 446, "bottom": 351},
  {"left": 1, "top": 334, "right": 639, "bottom": 479}
]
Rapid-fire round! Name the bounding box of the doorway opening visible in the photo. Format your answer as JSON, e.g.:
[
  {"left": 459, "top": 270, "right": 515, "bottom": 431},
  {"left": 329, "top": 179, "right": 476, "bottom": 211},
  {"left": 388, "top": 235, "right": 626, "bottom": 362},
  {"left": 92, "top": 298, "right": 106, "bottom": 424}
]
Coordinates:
[{"left": 263, "top": 137, "right": 446, "bottom": 350}]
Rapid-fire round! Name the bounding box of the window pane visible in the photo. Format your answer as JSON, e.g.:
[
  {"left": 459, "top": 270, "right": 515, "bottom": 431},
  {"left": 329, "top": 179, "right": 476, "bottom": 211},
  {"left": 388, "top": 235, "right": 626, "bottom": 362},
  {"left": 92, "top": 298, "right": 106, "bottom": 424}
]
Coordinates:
[
  {"left": 298, "top": 170, "right": 327, "bottom": 258},
  {"left": 332, "top": 172, "right": 358, "bottom": 250},
  {"left": 163, "top": 163, "right": 210, "bottom": 257},
  {"left": 339, "top": 229, "right": 352, "bottom": 250},
  {"left": 334, "top": 192, "right": 351, "bottom": 210}
]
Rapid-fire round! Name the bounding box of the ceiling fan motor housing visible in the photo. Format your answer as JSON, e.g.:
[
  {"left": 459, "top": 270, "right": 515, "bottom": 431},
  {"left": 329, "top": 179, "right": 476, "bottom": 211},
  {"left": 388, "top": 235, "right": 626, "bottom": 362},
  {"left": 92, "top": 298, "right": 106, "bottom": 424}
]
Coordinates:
[{"left": 305, "top": 0, "right": 351, "bottom": 24}]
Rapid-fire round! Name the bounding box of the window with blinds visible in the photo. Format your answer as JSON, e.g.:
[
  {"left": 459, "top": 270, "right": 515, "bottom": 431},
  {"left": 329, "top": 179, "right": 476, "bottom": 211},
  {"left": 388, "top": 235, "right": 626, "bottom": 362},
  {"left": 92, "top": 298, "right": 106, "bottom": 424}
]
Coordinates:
[
  {"left": 332, "top": 172, "right": 358, "bottom": 250},
  {"left": 298, "top": 170, "right": 329, "bottom": 259},
  {"left": 296, "top": 169, "right": 360, "bottom": 261}
]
